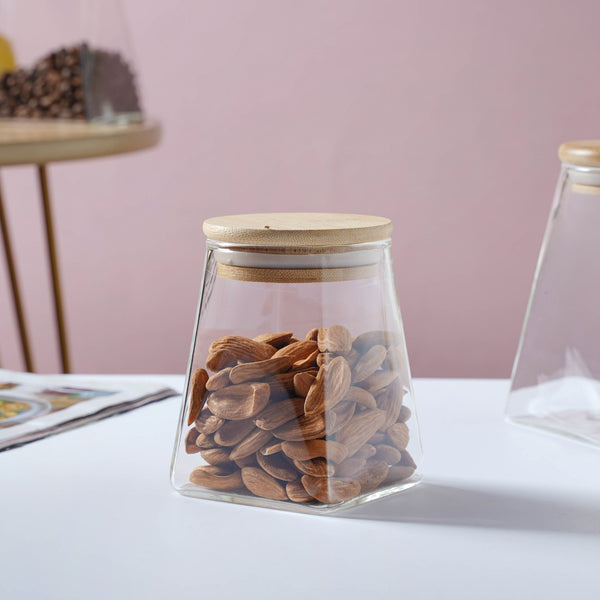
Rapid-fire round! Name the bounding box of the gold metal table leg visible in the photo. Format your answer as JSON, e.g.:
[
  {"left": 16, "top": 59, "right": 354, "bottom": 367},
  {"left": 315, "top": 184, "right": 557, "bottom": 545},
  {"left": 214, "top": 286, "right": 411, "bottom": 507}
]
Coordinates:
[
  {"left": 38, "top": 165, "right": 70, "bottom": 373},
  {"left": 0, "top": 172, "right": 34, "bottom": 372}
]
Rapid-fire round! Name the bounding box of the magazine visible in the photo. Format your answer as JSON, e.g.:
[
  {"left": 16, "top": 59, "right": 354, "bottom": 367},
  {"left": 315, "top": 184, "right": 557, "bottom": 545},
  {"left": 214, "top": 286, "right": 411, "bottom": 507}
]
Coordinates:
[{"left": 0, "top": 369, "right": 177, "bottom": 451}]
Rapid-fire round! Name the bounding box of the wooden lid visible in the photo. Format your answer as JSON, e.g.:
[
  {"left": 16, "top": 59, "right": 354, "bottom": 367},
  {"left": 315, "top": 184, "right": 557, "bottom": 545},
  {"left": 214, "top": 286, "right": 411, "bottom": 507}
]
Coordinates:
[
  {"left": 558, "top": 140, "right": 600, "bottom": 168},
  {"left": 203, "top": 213, "right": 392, "bottom": 247}
]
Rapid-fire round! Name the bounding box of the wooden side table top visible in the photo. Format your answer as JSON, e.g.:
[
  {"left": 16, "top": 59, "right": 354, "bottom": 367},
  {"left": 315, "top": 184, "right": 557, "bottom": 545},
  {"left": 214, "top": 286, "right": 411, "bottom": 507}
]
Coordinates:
[{"left": 0, "top": 119, "right": 161, "bottom": 165}]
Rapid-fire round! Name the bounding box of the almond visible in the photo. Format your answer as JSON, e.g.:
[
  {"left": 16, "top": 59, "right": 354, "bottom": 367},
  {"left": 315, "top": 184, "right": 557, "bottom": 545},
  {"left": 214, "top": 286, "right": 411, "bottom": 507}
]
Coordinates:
[
  {"left": 234, "top": 454, "right": 259, "bottom": 469},
  {"left": 272, "top": 413, "right": 327, "bottom": 441},
  {"left": 304, "top": 356, "right": 351, "bottom": 415},
  {"left": 326, "top": 401, "right": 356, "bottom": 434},
  {"left": 357, "top": 459, "right": 389, "bottom": 493},
  {"left": 254, "top": 397, "right": 305, "bottom": 430},
  {"left": 305, "top": 328, "right": 319, "bottom": 341},
  {"left": 345, "top": 348, "right": 361, "bottom": 369},
  {"left": 387, "top": 422, "right": 410, "bottom": 450},
  {"left": 207, "top": 382, "right": 270, "bottom": 420},
  {"left": 229, "top": 429, "right": 273, "bottom": 461},
  {"left": 257, "top": 452, "right": 298, "bottom": 482},
  {"left": 229, "top": 356, "right": 292, "bottom": 384},
  {"left": 317, "top": 325, "right": 352, "bottom": 355},
  {"left": 206, "top": 367, "right": 233, "bottom": 391},
  {"left": 398, "top": 405, "right": 412, "bottom": 423},
  {"left": 375, "top": 379, "right": 405, "bottom": 430},
  {"left": 187, "top": 368, "right": 209, "bottom": 426},
  {"left": 281, "top": 439, "right": 348, "bottom": 464},
  {"left": 360, "top": 370, "right": 400, "bottom": 394},
  {"left": 400, "top": 450, "right": 417, "bottom": 469},
  {"left": 293, "top": 371, "right": 316, "bottom": 397},
  {"left": 344, "top": 386, "right": 377, "bottom": 409},
  {"left": 335, "top": 456, "right": 366, "bottom": 477},
  {"left": 374, "top": 444, "right": 402, "bottom": 464},
  {"left": 200, "top": 447, "right": 232, "bottom": 466},
  {"left": 272, "top": 340, "right": 318, "bottom": 362},
  {"left": 190, "top": 466, "right": 243, "bottom": 491},
  {"left": 205, "top": 349, "right": 237, "bottom": 372},
  {"left": 292, "top": 349, "right": 319, "bottom": 370},
  {"left": 367, "top": 432, "right": 386, "bottom": 445},
  {"left": 185, "top": 427, "right": 202, "bottom": 454},
  {"left": 336, "top": 409, "right": 387, "bottom": 456},
  {"left": 266, "top": 369, "right": 317, "bottom": 398},
  {"left": 352, "top": 345, "right": 387, "bottom": 383},
  {"left": 293, "top": 458, "right": 335, "bottom": 478},
  {"left": 195, "top": 409, "right": 225, "bottom": 435},
  {"left": 195, "top": 432, "right": 219, "bottom": 449},
  {"left": 353, "top": 330, "right": 402, "bottom": 353},
  {"left": 286, "top": 480, "right": 315, "bottom": 503},
  {"left": 354, "top": 444, "right": 377, "bottom": 459},
  {"left": 241, "top": 467, "right": 287, "bottom": 500},
  {"left": 253, "top": 331, "right": 294, "bottom": 348},
  {"left": 383, "top": 346, "right": 403, "bottom": 371},
  {"left": 386, "top": 464, "right": 416, "bottom": 482},
  {"left": 213, "top": 419, "right": 256, "bottom": 446},
  {"left": 301, "top": 475, "right": 360, "bottom": 504},
  {"left": 259, "top": 441, "right": 283, "bottom": 456},
  {"left": 209, "top": 335, "right": 277, "bottom": 362}
]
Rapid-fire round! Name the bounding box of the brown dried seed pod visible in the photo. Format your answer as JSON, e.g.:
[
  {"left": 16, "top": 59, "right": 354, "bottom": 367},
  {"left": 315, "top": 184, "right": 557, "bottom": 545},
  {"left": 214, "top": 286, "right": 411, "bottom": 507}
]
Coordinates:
[
  {"left": 384, "top": 346, "right": 403, "bottom": 371},
  {"left": 335, "top": 456, "right": 367, "bottom": 477},
  {"left": 254, "top": 397, "right": 305, "bottom": 430},
  {"left": 305, "top": 328, "right": 319, "bottom": 341},
  {"left": 206, "top": 367, "right": 233, "bottom": 391},
  {"left": 229, "top": 356, "right": 292, "bottom": 384},
  {"left": 367, "top": 432, "right": 386, "bottom": 445},
  {"left": 281, "top": 439, "right": 348, "bottom": 464},
  {"left": 286, "top": 480, "right": 315, "bottom": 503},
  {"left": 326, "top": 401, "right": 356, "bottom": 434},
  {"left": 229, "top": 429, "right": 273, "bottom": 461},
  {"left": 344, "top": 386, "right": 377, "bottom": 409},
  {"left": 293, "top": 371, "right": 316, "bottom": 397},
  {"left": 353, "top": 330, "right": 402, "bottom": 353},
  {"left": 354, "top": 444, "right": 377, "bottom": 459},
  {"left": 304, "top": 356, "right": 351, "bottom": 415},
  {"left": 214, "top": 419, "right": 256, "bottom": 447},
  {"left": 387, "top": 422, "right": 410, "bottom": 450},
  {"left": 376, "top": 379, "right": 406, "bottom": 430},
  {"left": 317, "top": 325, "right": 352, "bottom": 355},
  {"left": 195, "top": 409, "right": 225, "bottom": 435},
  {"left": 195, "top": 432, "right": 219, "bottom": 449},
  {"left": 316, "top": 353, "right": 333, "bottom": 368},
  {"left": 357, "top": 459, "right": 390, "bottom": 493},
  {"left": 336, "top": 409, "right": 387, "bottom": 457},
  {"left": 241, "top": 467, "right": 287, "bottom": 501},
  {"left": 253, "top": 331, "right": 294, "bottom": 348},
  {"left": 209, "top": 335, "right": 276, "bottom": 362},
  {"left": 187, "top": 368, "right": 209, "bottom": 425},
  {"left": 267, "top": 370, "right": 317, "bottom": 398},
  {"left": 293, "top": 349, "right": 319, "bottom": 370},
  {"left": 207, "top": 383, "right": 271, "bottom": 420},
  {"left": 293, "top": 457, "right": 335, "bottom": 478},
  {"left": 360, "top": 370, "right": 400, "bottom": 394},
  {"left": 260, "top": 441, "right": 283, "bottom": 456},
  {"left": 257, "top": 452, "right": 298, "bottom": 482},
  {"left": 386, "top": 464, "right": 416, "bottom": 482},
  {"left": 399, "top": 450, "right": 417, "bottom": 469},
  {"left": 301, "top": 475, "right": 361, "bottom": 504},
  {"left": 352, "top": 345, "right": 387, "bottom": 383},
  {"left": 375, "top": 444, "right": 403, "bottom": 464},
  {"left": 200, "top": 447, "right": 232, "bottom": 466},
  {"left": 272, "top": 413, "right": 327, "bottom": 441},
  {"left": 272, "top": 340, "right": 319, "bottom": 362},
  {"left": 345, "top": 347, "right": 361, "bottom": 369},
  {"left": 205, "top": 349, "right": 237, "bottom": 372},
  {"left": 185, "top": 427, "right": 202, "bottom": 454},
  {"left": 190, "top": 466, "right": 243, "bottom": 491}
]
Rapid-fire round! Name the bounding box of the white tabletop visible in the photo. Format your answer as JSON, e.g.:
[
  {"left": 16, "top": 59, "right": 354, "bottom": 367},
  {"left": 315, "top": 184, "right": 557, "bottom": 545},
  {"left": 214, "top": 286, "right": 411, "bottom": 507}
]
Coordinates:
[{"left": 2, "top": 377, "right": 599, "bottom": 599}]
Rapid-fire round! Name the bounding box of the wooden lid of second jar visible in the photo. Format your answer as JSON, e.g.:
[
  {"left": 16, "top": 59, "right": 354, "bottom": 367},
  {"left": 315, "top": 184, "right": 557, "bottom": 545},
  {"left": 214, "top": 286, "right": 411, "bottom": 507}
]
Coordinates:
[
  {"left": 203, "top": 213, "right": 392, "bottom": 247},
  {"left": 558, "top": 141, "right": 600, "bottom": 168}
]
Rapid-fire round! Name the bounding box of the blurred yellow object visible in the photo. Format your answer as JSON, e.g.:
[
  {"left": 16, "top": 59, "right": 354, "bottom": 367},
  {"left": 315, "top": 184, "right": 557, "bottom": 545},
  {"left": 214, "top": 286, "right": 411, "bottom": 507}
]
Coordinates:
[{"left": 0, "top": 34, "right": 16, "bottom": 74}]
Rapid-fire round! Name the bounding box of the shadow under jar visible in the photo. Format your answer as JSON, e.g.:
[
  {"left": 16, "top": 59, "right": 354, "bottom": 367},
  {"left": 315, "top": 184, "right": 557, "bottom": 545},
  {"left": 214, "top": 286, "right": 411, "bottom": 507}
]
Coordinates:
[{"left": 171, "top": 213, "right": 423, "bottom": 514}]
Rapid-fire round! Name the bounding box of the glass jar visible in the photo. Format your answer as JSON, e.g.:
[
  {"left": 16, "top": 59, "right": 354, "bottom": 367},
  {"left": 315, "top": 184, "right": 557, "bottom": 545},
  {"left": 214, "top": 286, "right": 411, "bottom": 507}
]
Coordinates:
[
  {"left": 171, "top": 213, "right": 423, "bottom": 514},
  {"left": 0, "top": 0, "right": 142, "bottom": 123},
  {"left": 507, "top": 141, "right": 600, "bottom": 446}
]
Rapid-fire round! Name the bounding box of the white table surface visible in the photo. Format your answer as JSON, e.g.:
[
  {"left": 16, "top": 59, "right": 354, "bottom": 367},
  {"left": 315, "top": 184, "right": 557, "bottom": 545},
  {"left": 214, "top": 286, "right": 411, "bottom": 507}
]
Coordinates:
[{"left": 2, "top": 376, "right": 599, "bottom": 600}]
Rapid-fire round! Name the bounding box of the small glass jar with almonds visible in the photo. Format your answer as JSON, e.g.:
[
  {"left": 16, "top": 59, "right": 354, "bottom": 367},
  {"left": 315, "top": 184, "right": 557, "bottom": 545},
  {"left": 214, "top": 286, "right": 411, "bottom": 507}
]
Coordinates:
[{"left": 170, "top": 213, "right": 423, "bottom": 513}]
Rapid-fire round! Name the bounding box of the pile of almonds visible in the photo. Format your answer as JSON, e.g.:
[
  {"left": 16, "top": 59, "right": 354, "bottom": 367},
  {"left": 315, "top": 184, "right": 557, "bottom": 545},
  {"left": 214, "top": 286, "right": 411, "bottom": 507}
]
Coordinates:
[{"left": 184, "top": 325, "right": 416, "bottom": 505}]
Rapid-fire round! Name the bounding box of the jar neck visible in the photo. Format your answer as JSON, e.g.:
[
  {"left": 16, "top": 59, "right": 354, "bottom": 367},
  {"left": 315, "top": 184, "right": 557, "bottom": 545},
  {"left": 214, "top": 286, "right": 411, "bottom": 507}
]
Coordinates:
[{"left": 563, "top": 164, "right": 600, "bottom": 193}]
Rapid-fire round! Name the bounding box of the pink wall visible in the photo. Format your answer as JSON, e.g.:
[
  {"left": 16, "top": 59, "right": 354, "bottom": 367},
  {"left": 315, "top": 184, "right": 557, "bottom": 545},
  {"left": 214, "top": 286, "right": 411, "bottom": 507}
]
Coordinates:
[{"left": 1, "top": 0, "right": 599, "bottom": 377}]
